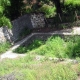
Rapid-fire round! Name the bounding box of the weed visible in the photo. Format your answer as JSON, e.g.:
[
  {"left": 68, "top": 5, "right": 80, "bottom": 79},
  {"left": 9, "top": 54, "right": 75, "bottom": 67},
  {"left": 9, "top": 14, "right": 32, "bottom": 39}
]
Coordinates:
[
  {"left": 14, "top": 35, "right": 80, "bottom": 58},
  {"left": 30, "top": 36, "right": 80, "bottom": 58},
  {"left": 0, "top": 41, "right": 11, "bottom": 54},
  {"left": 0, "top": 56, "right": 78, "bottom": 80},
  {"left": 14, "top": 39, "right": 43, "bottom": 53}
]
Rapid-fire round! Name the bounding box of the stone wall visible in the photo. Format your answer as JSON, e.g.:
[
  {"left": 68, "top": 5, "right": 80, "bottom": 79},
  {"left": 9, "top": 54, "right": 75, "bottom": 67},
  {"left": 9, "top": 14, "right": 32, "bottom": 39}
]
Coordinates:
[
  {"left": 0, "top": 12, "right": 80, "bottom": 43},
  {"left": 21, "top": 33, "right": 80, "bottom": 47},
  {"left": 31, "top": 13, "right": 45, "bottom": 28},
  {"left": 0, "top": 13, "right": 46, "bottom": 43},
  {"left": 0, "top": 27, "right": 7, "bottom": 42}
]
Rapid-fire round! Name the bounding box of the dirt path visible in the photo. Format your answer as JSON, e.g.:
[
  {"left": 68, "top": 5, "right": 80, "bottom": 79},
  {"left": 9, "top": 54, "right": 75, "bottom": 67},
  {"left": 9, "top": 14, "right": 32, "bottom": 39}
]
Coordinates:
[{"left": 0, "top": 34, "right": 34, "bottom": 60}]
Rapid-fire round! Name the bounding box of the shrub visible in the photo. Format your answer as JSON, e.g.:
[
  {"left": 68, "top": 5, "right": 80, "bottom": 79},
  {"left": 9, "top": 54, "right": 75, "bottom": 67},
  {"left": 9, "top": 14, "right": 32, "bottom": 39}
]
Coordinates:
[
  {"left": 65, "top": 36, "right": 80, "bottom": 58},
  {"left": 35, "top": 36, "right": 68, "bottom": 58},
  {"left": 62, "top": 0, "right": 80, "bottom": 14},
  {"left": 0, "top": 16, "right": 12, "bottom": 28},
  {"left": 32, "top": 36, "right": 80, "bottom": 58},
  {"left": 72, "top": 38, "right": 80, "bottom": 57},
  {"left": 0, "top": 0, "right": 12, "bottom": 28},
  {"left": 14, "top": 36, "right": 80, "bottom": 58},
  {"left": 39, "top": 4, "right": 56, "bottom": 18}
]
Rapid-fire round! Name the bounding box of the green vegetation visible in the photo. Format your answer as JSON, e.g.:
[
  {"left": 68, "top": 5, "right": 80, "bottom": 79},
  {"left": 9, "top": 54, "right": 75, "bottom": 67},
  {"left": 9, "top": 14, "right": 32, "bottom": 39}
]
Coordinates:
[
  {"left": 62, "top": 0, "right": 80, "bottom": 14},
  {"left": 0, "top": 54, "right": 79, "bottom": 80},
  {"left": 14, "top": 36, "right": 80, "bottom": 58},
  {"left": 0, "top": 42, "right": 11, "bottom": 54},
  {"left": 0, "top": 0, "right": 80, "bottom": 79},
  {"left": 0, "top": 0, "right": 80, "bottom": 28},
  {"left": 39, "top": 4, "right": 56, "bottom": 18},
  {"left": 14, "top": 39, "right": 43, "bottom": 53},
  {"left": 0, "top": 0, "right": 12, "bottom": 28},
  {"left": 32, "top": 36, "right": 80, "bottom": 58}
]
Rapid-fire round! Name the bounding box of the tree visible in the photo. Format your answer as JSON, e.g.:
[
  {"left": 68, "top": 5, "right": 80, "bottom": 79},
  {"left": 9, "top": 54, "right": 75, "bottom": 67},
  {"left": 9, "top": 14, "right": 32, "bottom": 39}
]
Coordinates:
[
  {"left": 9, "top": 0, "right": 23, "bottom": 20},
  {"left": 26, "top": 0, "right": 62, "bottom": 14},
  {"left": 52, "top": 0, "right": 62, "bottom": 14}
]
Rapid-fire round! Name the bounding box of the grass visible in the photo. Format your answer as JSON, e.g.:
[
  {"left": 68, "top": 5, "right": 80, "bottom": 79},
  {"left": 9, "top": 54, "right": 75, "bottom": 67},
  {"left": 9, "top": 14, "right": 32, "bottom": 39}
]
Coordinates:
[
  {"left": 14, "top": 35, "right": 80, "bottom": 58},
  {"left": 0, "top": 54, "right": 79, "bottom": 80},
  {"left": 14, "top": 39, "right": 44, "bottom": 53},
  {"left": 1, "top": 36, "right": 80, "bottom": 79},
  {"left": 0, "top": 41, "right": 11, "bottom": 54}
]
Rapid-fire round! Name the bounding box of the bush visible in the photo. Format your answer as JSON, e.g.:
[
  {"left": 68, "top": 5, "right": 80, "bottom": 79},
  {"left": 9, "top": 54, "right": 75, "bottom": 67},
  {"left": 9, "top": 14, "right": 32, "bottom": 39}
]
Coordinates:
[
  {"left": 0, "top": 16, "right": 12, "bottom": 28},
  {"left": 32, "top": 36, "right": 80, "bottom": 58},
  {"left": 0, "top": 0, "right": 12, "bottom": 28},
  {"left": 61, "top": 0, "right": 80, "bottom": 15},
  {"left": 72, "top": 37, "right": 80, "bottom": 57},
  {"left": 39, "top": 4, "right": 56, "bottom": 18},
  {"left": 36, "top": 36, "right": 68, "bottom": 58},
  {"left": 14, "top": 35, "right": 80, "bottom": 58}
]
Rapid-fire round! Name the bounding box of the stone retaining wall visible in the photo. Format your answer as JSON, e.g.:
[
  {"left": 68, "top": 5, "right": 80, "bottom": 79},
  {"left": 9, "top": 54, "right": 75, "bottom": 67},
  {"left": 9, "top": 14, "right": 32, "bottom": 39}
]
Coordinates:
[
  {"left": 0, "top": 13, "right": 80, "bottom": 43},
  {"left": 0, "top": 27, "right": 7, "bottom": 42},
  {"left": 31, "top": 13, "right": 45, "bottom": 28},
  {"left": 22, "top": 33, "right": 80, "bottom": 47},
  {"left": 0, "top": 13, "right": 45, "bottom": 43}
]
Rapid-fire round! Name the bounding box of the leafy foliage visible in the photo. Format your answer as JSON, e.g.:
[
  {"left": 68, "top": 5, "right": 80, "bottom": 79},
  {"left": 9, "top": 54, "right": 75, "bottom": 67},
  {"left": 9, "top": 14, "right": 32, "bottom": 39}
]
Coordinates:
[
  {"left": 14, "top": 36, "right": 80, "bottom": 58},
  {"left": 61, "top": 0, "right": 80, "bottom": 14},
  {"left": 0, "top": 0, "right": 12, "bottom": 28},
  {"left": 39, "top": 4, "right": 56, "bottom": 18},
  {"left": 14, "top": 39, "right": 43, "bottom": 53},
  {"left": 0, "top": 41, "right": 11, "bottom": 54}
]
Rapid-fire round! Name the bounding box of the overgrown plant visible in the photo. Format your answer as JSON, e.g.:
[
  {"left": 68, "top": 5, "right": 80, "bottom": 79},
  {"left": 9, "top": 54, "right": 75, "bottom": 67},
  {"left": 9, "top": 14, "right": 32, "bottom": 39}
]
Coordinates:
[
  {"left": 14, "top": 39, "right": 43, "bottom": 53},
  {"left": 0, "top": 0, "right": 12, "bottom": 28},
  {"left": 15, "top": 36, "right": 80, "bottom": 58},
  {"left": 39, "top": 4, "right": 56, "bottom": 18},
  {"left": 0, "top": 55, "right": 78, "bottom": 80},
  {"left": 0, "top": 41, "right": 11, "bottom": 54}
]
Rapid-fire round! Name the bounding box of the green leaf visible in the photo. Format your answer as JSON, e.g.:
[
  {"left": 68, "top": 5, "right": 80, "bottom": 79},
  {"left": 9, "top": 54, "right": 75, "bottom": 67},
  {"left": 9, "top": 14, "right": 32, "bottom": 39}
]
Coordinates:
[{"left": 0, "top": 6, "right": 4, "bottom": 14}]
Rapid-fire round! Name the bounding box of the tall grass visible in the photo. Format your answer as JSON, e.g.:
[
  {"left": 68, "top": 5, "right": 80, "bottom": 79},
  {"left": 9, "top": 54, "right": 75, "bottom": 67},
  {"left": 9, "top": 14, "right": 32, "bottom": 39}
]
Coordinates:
[
  {"left": 14, "top": 39, "right": 43, "bottom": 53},
  {"left": 14, "top": 36, "right": 80, "bottom": 58},
  {"left": 35, "top": 36, "right": 80, "bottom": 58},
  {"left": 0, "top": 42, "right": 11, "bottom": 54},
  {"left": 0, "top": 54, "right": 78, "bottom": 80}
]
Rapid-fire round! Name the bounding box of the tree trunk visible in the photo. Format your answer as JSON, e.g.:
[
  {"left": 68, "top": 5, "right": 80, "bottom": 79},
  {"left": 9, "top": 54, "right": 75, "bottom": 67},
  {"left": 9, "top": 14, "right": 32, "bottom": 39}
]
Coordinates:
[{"left": 53, "top": 0, "right": 62, "bottom": 14}]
